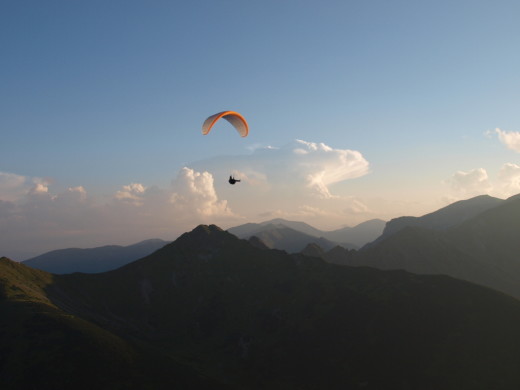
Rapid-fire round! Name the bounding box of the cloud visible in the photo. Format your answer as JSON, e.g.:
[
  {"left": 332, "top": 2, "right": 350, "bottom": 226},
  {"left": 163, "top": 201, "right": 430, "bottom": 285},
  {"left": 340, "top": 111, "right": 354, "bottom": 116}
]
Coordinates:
[
  {"left": 0, "top": 139, "right": 370, "bottom": 258},
  {"left": 446, "top": 168, "right": 492, "bottom": 196},
  {"left": 170, "top": 167, "right": 235, "bottom": 217},
  {"left": 446, "top": 163, "right": 520, "bottom": 199},
  {"left": 193, "top": 139, "right": 370, "bottom": 199},
  {"left": 0, "top": 171, "right": 29, "bottom": 201},
  {"left": 498, "top": 163, "right": 520, "bottom": 196},
  {"left": 114, "top": 183, "right": 147, "bottom": 206},
  {"left": 0, "top": 167, "right": 240, "bottom": 259},
  {"left": 292, "top": 140, "right": 369, "bottom": 198},
  {"left": 495, "top": 128, "right": 520, "bottom": 152}
]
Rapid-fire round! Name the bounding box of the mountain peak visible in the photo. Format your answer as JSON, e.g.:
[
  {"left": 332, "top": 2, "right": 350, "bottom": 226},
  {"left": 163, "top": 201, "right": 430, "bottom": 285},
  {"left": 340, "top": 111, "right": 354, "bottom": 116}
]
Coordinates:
[
  {"left": 174, "top": 224, "right": 237, "bottom": 250},
  {"left": 191, "top": 224, "right": 225, "bottom": 235}
]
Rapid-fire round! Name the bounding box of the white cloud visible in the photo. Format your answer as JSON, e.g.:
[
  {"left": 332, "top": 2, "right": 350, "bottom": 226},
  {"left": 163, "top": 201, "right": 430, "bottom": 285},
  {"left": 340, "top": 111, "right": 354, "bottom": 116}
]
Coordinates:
[
  {"left": 290, "top": 140, "right": 369, "bottom": 198},
  {"left": 0, "top": 171, "right": 29, "bottom": 201},
  {"left": 193, "top": 139, "right": 370, "bottom": 199},
  {"left": 343, "top": 198, "right": 372, "bottom": 215},
  {"left": 115, "top": 183, "right": 147, "bottom": 206},
  {"left": 170, "top": 167, "right": 235, "bottom": 217},
  {"left": 446, "top": 168, "right": 492, "bottom": 196},
  {"left": 498, "top": 163, "right": 520, "bottom": 196},
  {"left": 495, "top": 128, "right": 520, "bottom": 152},
  {"left": 445, "top": 163, "right": 520, "bottom": 199}
]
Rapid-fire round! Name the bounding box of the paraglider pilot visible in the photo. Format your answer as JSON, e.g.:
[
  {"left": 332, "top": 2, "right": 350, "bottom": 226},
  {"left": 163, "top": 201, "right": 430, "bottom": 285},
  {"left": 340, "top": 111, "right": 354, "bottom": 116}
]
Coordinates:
[{"left": 229, "top": 175, "right": 241, "bottom": 185}]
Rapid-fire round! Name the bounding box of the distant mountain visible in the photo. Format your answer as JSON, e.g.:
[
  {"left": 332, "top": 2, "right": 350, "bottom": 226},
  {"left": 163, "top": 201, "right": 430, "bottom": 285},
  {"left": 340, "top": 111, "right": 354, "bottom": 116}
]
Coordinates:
[
  {"left": 370, "top": 195, "right": 503, "bottom": 246},
  {"left": 228, "top": 219, "right": 323, "bottom": 241},
  {"left": 22, "top": 239, "right": 169, "bottom": 274},
  {"left": 314, "top": 194, "right": 520, "bottom": 299},
  {"left": 228, "top": 218, "right": 385, "bottom": 249},
  {"left": 244, "top": 224, "right": 342, "bottom": 252},
  {"left": 322, "top": 218, "right": 386, "bottom": 246},
  {"left": 6, "top": 224, "right": 520, "bottom": 388}
]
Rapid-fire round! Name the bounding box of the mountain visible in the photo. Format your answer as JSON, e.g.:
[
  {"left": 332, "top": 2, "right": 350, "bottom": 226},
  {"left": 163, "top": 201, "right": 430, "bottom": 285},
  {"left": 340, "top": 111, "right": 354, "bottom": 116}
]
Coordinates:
[
  {"left": 322, "top": 218, "right": 386, "bottom": 246},
  {"left": 22, "top": 238, "right": 170, "bottom": 274},
  {"left": 318, "top": 194, "right": 520, "bottom": 299},
  {"left": 228, "top": 218, "right": 385, "bottom": 249},
  {"left": 5, "top": 225, "right": 520, "bottom": 388},
  {"left": 245, "top": 224, "right": 342, "bottom": 252},
  {"left": 370, "top": 195, "right": 503, "bottom": 245}
]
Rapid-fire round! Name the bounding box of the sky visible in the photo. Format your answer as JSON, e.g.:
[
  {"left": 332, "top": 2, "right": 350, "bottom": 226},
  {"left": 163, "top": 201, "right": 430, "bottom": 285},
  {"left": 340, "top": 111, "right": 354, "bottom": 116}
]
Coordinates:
[{"left": 2, "top": 0, "right": 520, "bottom": 260}]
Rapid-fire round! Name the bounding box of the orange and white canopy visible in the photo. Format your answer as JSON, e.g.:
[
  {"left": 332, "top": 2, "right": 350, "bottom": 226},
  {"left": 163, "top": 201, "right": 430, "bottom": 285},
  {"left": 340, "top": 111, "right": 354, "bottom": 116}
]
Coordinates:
[{"left": 201, "top": 111, "right": 249, "bottom": 137}]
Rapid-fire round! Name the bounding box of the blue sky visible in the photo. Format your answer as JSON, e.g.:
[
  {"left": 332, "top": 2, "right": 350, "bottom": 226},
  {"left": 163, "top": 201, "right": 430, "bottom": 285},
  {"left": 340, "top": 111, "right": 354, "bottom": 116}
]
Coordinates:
[{"left": 2, "top": 0, "right": 520, "bottom": 259}]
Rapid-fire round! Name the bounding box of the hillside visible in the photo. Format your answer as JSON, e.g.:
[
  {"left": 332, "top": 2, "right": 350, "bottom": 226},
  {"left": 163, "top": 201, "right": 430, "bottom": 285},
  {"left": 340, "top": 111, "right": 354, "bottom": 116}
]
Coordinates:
[{"left": 22, "top": 239, "right": 169, "bottom": 274}]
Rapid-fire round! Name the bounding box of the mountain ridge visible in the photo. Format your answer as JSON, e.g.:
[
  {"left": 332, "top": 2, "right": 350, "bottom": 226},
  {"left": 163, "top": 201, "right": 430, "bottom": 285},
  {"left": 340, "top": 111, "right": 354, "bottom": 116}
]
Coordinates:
[
  {"left": 22, "top": 238, "right": 170, "bottom": 274},
  {"left": 311, "top": 194, "right": 520, "bottom": 299},
  {"left": 228, "top": 217, "right": 385, "bottom": 249}
]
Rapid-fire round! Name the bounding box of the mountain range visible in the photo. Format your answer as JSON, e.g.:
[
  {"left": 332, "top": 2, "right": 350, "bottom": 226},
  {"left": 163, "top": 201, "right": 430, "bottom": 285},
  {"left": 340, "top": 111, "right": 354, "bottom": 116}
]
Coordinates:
[
  {"left": 20, "top": 218, "right": 385, "bottom": 274},
  {"left": 4, "top": 224, "right": 520, "bottom": 389},
  {"left": 228, "top": 218, "right": 386, "bottom": 250}
]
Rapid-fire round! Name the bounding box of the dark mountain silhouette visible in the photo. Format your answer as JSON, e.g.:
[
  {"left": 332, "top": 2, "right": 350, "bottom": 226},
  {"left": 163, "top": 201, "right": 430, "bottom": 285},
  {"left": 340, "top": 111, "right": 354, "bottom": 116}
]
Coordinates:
[
  {"left": 4, "top": 224, "right": 520, "bottom": 388},
  {"left": 228, "top": 218, "right": 385, "bottom": 249},
  {"left": 369, "top": 195, "right": 503, "bottom": 246},
  {"left": 22, "top": 238, "right": 169, "bottom": 274},
  {"left": 0, "top": 256, "right": 226, "bottom": 390}
]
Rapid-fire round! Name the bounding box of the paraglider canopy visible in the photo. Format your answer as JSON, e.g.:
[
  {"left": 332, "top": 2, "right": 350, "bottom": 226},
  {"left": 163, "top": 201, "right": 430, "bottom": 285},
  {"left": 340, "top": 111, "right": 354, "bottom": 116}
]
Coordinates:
[{"left": 202, "top": 111, "right": 249, "bottom": 137}]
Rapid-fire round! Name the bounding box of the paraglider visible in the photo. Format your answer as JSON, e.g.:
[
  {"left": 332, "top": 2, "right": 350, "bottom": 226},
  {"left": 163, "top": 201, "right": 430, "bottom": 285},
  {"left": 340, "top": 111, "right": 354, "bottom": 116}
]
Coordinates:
[
  {"left": 201, "top": 111, "right": 249, "bottom": 137},
  {"left": 202, "top": 110, "right": 248, "bottom": 185},
  {"left": 228, "top": 175, "right": 241, "bottom": 185}
]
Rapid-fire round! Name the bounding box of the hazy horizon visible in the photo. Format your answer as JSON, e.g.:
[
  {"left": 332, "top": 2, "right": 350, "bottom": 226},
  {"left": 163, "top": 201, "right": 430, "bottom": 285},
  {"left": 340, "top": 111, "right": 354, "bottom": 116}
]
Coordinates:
[{"left": 2, "top": 1, "right": 520, "bottom": 259}]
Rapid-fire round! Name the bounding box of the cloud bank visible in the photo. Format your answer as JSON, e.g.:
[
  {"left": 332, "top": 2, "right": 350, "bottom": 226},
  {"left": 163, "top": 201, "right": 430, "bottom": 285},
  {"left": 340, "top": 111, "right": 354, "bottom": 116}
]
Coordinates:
[
  {"left": 446, "top": 164, "right": 520, "bottom": 199},
  {"left": 194, "top": 139, "right": 370, "bottom": 199},
  {"left": 1, "top": 140, "right": 370, "bottom": 259}
]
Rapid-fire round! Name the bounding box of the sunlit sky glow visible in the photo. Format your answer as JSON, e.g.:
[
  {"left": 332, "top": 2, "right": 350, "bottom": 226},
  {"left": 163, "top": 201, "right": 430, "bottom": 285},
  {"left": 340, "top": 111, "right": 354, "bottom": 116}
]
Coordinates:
[{"left": 2, "top": 0, "right": 520, "bottom": 259}]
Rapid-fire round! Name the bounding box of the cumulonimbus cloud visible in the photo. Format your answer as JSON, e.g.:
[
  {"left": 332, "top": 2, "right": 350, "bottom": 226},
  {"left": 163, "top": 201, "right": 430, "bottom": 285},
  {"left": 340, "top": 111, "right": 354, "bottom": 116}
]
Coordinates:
[{"left": 193, "top": 139, "right": 370, "bottom": 199}]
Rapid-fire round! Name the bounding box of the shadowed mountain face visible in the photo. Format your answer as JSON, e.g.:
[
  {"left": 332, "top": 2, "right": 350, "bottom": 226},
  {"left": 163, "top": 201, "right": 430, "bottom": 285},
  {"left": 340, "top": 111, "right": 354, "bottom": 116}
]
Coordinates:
[
  {"left": 22, "top": 239, "right": 170, "bottom": 274},
  {"left": 312, "top": 194, "right": 520, "bottom": 299},
  {"left": 4, "top": 225, "right": 520, "bottom": 389},
  {"left": 370, "top": 195, "right": 503, "bottom": 246}
]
